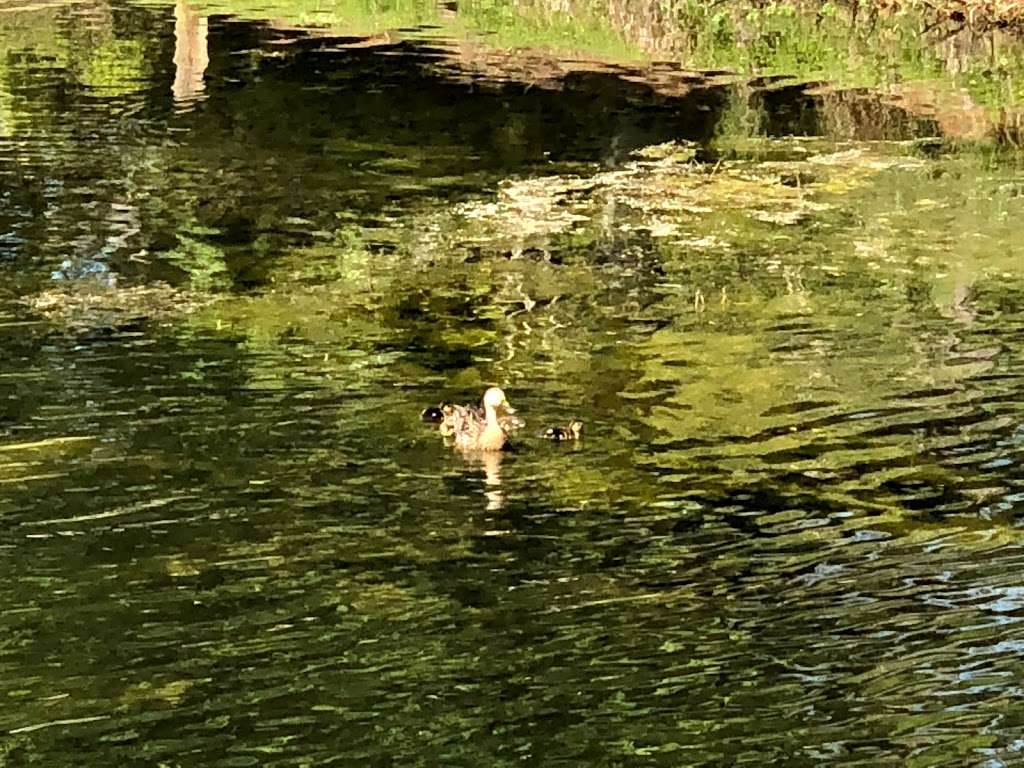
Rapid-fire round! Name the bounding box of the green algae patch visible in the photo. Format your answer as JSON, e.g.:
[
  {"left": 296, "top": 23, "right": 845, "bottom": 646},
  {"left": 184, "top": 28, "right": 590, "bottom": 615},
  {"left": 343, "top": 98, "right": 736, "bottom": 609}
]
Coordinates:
[
  {"left": 436, "top": 140, "right": 923, "bottom": 258},
  {"left": 22, "top": 283, "right": 215, "bottom": 332}
]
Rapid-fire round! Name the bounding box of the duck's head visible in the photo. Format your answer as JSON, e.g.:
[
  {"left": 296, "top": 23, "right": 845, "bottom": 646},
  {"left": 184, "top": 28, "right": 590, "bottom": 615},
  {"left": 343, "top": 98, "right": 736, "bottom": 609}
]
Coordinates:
[
  {"left": 482, "top": 386, "right": 513, "bottom": 412},
  {"left": 568, "top": 419, "right": 584, "bottom": 438}
]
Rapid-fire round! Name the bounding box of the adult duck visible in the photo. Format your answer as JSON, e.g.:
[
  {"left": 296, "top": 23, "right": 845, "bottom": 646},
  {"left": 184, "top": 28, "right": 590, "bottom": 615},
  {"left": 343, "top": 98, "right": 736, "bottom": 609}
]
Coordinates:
[
  {"left": 426, "top": 396, "right": 524, "bottom": 437},
  {"left": 448, "top": 387, "right": 516, "bottom": 452}
]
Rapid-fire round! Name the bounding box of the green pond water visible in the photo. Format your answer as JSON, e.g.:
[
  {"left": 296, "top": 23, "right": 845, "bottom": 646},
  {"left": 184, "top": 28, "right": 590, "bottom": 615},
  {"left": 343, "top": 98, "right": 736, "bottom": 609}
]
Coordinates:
[{"left": 2, "top": 2, "right": 1024, "bottom": 767}]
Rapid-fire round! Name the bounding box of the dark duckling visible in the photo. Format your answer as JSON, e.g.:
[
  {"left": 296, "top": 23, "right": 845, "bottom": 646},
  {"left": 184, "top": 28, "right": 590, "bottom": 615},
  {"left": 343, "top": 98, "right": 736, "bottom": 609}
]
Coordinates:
[
  {"left": 421, "top": 402, "right": 452, "bottom": 423},
  {"left": 542, "top": 419, "right": 584, "bottom": 441}
]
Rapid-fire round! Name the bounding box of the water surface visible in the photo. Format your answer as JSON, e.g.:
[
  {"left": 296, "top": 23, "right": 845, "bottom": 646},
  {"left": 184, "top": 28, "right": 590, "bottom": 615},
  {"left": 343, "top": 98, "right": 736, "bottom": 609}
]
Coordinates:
[{"left": 2, "top": 3, "right": 1024, "bottom": 767}]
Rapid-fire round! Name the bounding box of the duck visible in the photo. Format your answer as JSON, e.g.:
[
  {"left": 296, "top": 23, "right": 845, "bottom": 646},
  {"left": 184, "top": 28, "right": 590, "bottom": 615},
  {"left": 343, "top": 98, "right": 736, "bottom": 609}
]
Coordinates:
[
  {"left": 430, "top": 399, "right": 524, "bottom": 437},
  {"left": 542, "top": 419, "right": 584, "bottom": 441},
  {"left": 449, "top": 387, "right": 516, "bottom": 452}
]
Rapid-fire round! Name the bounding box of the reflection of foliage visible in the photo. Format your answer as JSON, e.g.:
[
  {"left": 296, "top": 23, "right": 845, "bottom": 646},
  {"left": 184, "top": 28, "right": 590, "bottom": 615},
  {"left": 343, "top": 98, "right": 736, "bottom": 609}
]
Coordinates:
[
  {"left": 182, "top": 137, "right": 1024, "bottom": 503},
  {"left": 281, "top": 226, "right": 374, "bottom": 285},
  {"left": 0, "top": 10, "right": 69, "bottom": 136},
  {"left": 77, "top": 39, "right": 150, "bottom": 94},
  {"left": 171, "top": 135, "right": 1024, "bottom": 436},
  {"left": 165, "top": 235, "right": 230, "bottom": 291},
  {"left": 711, "top": 84, "right": 765, "bottom": 142}
]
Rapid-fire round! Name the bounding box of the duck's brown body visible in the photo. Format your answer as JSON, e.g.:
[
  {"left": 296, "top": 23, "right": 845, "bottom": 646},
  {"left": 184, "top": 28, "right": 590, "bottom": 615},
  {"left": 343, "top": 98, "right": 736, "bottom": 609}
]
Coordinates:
[
  {"left": 453, "top": 410, "right": 507, "bottom": 451},
  {"left": 444, "top": 387, "right": 516, "bottom": 452},
  {"left": 438, "top": 403, "right": 523, "bottom": 437}
]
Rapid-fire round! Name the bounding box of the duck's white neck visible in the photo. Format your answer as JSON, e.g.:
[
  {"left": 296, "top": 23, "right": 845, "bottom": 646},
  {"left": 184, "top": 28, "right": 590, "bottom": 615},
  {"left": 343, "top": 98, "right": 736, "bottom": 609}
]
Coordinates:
[{"left": 484, "top": 404, "right": 499, "bottom": 427}]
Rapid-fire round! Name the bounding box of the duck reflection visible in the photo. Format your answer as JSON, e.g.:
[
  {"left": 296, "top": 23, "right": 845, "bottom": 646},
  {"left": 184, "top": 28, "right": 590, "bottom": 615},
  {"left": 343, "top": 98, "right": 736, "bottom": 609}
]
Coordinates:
[{"left": 459, "top": 449, "right": 505, "bottom": 512}]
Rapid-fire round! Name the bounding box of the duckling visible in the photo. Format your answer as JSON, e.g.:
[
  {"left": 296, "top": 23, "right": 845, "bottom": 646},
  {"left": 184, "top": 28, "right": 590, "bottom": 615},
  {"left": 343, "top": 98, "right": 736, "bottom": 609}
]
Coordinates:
[
  {"left": 542, "top": 419, "right": 584, "bottom": 441},
  {"left": 450, "top": 387, "right": 515, "bottom": 452},
  {"left": 420, "top": 402, "right": 451, "bottom": 423}
]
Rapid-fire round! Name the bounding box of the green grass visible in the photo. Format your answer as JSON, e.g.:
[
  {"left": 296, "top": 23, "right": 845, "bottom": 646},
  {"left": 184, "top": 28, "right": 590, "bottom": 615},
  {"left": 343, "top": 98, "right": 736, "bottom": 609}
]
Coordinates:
[
  {"left": 122, "top": 0, "right": 439, "bottom": 34},
  {"left": 667, "top": 1, "right": 1024, "bottom": 110},
  {"left": 129, "top": 0, "right": 643, "bottom": 60},
  {"left": 453, "top": 0, "right": 642, "bottom": 60}
]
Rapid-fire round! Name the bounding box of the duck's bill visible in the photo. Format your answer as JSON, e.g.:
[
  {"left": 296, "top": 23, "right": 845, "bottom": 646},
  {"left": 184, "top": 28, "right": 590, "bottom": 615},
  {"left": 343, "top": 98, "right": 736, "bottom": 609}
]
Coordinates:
[{"left": 503, "top": 402, "right": 515, "bottom": 413}]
